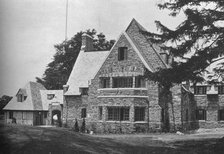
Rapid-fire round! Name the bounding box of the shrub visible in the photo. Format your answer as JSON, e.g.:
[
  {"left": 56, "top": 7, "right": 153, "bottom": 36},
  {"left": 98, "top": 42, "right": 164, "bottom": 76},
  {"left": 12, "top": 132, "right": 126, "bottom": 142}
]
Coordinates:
[
  {"left": 73, "top": 119, "right": 79, "bottom": 132},
  {"left": 81, "top": 118, "right": 86, "bottom": 133}
]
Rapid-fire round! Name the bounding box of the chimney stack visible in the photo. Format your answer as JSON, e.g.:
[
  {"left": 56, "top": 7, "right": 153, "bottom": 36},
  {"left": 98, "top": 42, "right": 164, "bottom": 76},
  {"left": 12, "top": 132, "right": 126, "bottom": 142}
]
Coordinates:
[
  {"left": 81, "top": 33, "right": 93, "bottom": 51},
  {"left": 63, "top": 85, "right": 69, "bottom": 93}
]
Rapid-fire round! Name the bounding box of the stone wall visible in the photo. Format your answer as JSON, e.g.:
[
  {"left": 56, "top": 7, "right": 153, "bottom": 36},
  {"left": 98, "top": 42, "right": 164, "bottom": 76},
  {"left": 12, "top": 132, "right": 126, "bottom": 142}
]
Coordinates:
[
  {"left": 4, "top": 111, "right": 34, "bottom": 125},
  {"left": 63, "top": 95, "right": 88, "bottom": 127},
  {"left": 194, "top": 93, "right": 224, "bottom": 128}
]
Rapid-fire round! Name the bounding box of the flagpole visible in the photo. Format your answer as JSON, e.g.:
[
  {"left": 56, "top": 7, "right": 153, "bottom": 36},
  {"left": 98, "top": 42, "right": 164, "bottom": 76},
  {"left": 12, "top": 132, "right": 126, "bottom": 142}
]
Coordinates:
[{"left": 65, "top": 0, "right": 69, "bottom": 41}]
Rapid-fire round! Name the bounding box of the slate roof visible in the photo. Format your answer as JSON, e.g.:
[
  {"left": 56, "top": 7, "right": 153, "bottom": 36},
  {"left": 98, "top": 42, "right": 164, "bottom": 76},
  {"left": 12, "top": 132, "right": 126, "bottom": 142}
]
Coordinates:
[
  {"left": 65, "top": 50, "right": 110, "bottom": 95},
  {"left": 3, "top": 82, "right": 46, "bottom": 111},
  {"left": 40, "top": 90, "right": 63, "bottom": 110}
]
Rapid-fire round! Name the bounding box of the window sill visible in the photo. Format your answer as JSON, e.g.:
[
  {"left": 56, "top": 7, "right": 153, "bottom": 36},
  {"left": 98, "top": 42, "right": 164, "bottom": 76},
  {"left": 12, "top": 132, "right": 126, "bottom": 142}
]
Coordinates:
[
  {"left": 194, "top": 94, "right": 207, "bottom": 96},
  {"left": 134, "top": 121, "right": 147, "bottom": 124},
  {"left": 198, "top": 120, "right": 206, "bottom": 122},
  {"left": 98, "top": 88, "right": 147, "bottom": 91},
  {"left": 106, "top": 121, "right": 130, "bottom": 123}
]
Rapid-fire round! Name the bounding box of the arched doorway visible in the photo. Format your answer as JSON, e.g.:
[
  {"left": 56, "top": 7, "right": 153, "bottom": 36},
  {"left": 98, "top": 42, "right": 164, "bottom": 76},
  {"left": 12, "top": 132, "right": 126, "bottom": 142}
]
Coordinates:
[{"left": 52, "top": 110, "right": 61, "bottom": 126}]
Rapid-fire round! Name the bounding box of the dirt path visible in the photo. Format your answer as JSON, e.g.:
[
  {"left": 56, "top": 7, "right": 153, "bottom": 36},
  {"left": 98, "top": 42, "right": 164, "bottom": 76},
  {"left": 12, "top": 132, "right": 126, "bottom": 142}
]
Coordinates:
[{"left": 1, "top": 124, "right": 224, "bottom": 154}]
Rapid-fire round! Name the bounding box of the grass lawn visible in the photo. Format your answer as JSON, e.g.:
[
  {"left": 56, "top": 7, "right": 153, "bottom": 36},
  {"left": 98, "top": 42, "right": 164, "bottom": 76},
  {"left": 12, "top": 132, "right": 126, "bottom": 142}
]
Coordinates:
[{"left": 1, "top": 124, "right": 224, "bottom": 154}]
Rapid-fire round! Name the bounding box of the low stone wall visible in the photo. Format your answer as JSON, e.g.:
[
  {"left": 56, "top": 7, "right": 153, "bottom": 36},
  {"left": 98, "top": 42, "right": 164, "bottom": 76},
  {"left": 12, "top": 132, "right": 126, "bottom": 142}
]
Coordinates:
[
  {"left": 198, "top": 121, "right": 224, "bottom": 128},
  {"left": 83, "top": 121, "right": 162, "bottom": 134}
]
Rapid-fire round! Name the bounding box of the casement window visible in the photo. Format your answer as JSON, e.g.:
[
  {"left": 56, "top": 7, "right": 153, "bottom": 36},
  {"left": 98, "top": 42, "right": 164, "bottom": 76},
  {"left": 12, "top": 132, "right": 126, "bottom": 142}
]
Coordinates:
[
  {"left": 135, "top": 76, "right": 146, "bottom": 88},
  {"left": 134, "top": 107, "right": 145, "bottom": 121},
  {"left": 194, "top": 86, "right": 207, "bottom": 95},
  {"left": 47, "top": 94, "right": 55, "bottom": 100},
  {"left": 161, "top": 108, "right": 165, "bottom": 123},
  {"left": 44, "top": 112, "right": 48, "bottom": 118},
  {"left": 112, "top": 77, "right": 133, "bottom": 88},
  {"left": 218, "top": 109, "right": 224, "bottom": 121},
  {"left": 99, "top": 106, "right": 103, "bottom": 120},
  {"left": 218, "top": 85, "right": 224, "bottom": 94},
  {"left": 22, "top": 112, "right": 26, "bottom": 120},
  {"left": 107, "top": 107, "right": 129, "bottom": 121},
  {"left": 81, "top": 108, "right": 86, "bottom": 118},
  {"left": 9, "top": 111, "right": 13, "bottom": 119},
  {"left": 100, "top": 77, "right": 110, "bottom": 88},
  {"left": 196, "top": 109, "right": 206, "bottom": 120},
  {"left": 17, "top": 94, "right": 23, "bottom": 102},
  {"left": 118, "top": 47, "right": 128, "bottom": 61},
  {"left": 80, "top": 88, "right": 88, "bottom": 95}
]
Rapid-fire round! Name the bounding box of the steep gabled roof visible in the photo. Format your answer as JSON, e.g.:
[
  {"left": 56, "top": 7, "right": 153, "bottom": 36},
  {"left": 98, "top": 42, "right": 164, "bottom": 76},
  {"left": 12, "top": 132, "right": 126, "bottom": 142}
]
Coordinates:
[
  {"left": 65, "top": 50, "right": 110, "bottom": 95},
  {"left": 65, "top": 19, "right": 168, "bottom": 96},
  {"left": 40, "top": 90, "right": 63, "bottom": 110},
  {"left": 125, "top": 18, "right": 168, "bottom": 71},
  {"left": 3, "top": 82, "right": 46, "bottom": 111}
]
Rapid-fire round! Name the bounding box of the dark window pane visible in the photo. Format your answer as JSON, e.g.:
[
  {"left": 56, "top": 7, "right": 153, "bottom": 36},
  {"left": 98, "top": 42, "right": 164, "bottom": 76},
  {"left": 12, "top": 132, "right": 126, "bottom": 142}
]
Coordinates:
[
  {"left": 9, "top": 111, "right": 13, "bottom": 119},
  {"left": 118, "top": 47, "right": 128, "bottom": 61},
  {"left": 135, "top": 76, "right": 146, "bottom": 88},
  {"left": 135, "top": 107, "right": 145, "bottom": 121},
  {"left": 218, "top": 86, "right": 224, "bottom": 94},
  {"left": 194, "top": 86, "right": 207, "bottom": 95},
  {"left": 112, "top": 77, "right": 133, "bottom": 88},
  {"left": 81, "top": 108, "right": 86, "bottom": 118},
  {"left": 219, "top": 110, "right": 224, "bottom": 121},
  {"left": 100, "top": 77, "right": 110, "bottom": 88},
  {"left": 196, "top": 109, "right": 206, "bottom": 120},
  {"left": 107, "top": 107, "right": 129, "bottom": 121},
  {"left": 80, "top": 88, "right": 88, "bottom": 95},
  {"left": 99, "top": 106, "right": 102, "bottom": 120}
]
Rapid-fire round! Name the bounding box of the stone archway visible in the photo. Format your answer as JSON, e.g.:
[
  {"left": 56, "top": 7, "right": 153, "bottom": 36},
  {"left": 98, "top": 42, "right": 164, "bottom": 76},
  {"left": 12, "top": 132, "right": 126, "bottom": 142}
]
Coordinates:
[{"left": 52, "top": 110, "right": 61, "bottom": 126}]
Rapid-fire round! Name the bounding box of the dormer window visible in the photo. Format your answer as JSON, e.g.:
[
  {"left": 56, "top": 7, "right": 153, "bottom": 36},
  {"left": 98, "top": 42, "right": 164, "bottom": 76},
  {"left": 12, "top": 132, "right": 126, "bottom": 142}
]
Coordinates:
[
  {"left": 17, "top": 94, "right": 22, "bottom": 102},
  {"left": 47, "top": 94, "right": 55, "bottom": 100},
  {"left": 17, "top": 94, "right": 26, "bottom": 102},
  {"left": 80, "top": 88, "right": 88, "bottom": 95},
  {"left": 118, "top": 47, "right": 128, "bottom": 61}
]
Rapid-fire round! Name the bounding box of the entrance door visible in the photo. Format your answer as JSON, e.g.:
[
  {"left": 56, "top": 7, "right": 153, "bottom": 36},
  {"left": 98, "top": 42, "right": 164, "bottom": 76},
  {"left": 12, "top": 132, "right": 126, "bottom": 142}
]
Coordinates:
[
  {"left": 35, "top": 112, "right": 43, "bottom": 125},
  {"left": 52, "top": 110, "right": 61, "bottom": 126}
]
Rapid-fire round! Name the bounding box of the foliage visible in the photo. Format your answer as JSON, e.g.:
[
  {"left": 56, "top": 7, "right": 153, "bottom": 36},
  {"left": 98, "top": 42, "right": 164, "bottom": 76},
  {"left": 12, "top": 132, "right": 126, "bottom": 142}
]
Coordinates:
[
  {"left": 81, "top": 118, "right": 86, "bottom": 133},
  {"left": 143, "top": 0, "right": 224, "bottom": 87},
  {"left": 141, "top": 0, "right": 224, "bottom": 132},
  {"left": 0, "top": 95, "right": 12, "bottom": 110},
  {"left": 36, "top": 29, "right": 115, "bottom": 89},
  {"left": 73, "top": 118, "right": 79, "bottom": 132}
]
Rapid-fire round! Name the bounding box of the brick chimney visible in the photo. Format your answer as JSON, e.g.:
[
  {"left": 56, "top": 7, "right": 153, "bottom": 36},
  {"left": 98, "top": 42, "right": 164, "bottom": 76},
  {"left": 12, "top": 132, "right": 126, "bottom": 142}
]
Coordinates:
[
  {"left": 81, "top": 33, "right": 93, "bottom": 51},
  {"left": 63, "top": 85, "right": 69, "bottom": 93}
]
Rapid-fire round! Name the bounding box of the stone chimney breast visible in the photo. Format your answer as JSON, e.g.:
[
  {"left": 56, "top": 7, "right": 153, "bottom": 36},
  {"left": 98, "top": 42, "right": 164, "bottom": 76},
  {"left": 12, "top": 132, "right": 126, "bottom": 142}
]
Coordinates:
[{"left": 81, "top": 33, "right": 93, "bottom": 52}]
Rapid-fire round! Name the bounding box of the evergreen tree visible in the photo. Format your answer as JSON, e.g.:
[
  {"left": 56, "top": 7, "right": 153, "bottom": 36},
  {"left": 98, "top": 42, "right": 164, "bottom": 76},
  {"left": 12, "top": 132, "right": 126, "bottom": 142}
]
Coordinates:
[
  {"left": 74, "top": 118, "right": 79, "bottom": 132},
  {"left": 142, "top": 0, "right": 224, "bottom": 131},
  {"left": 81, "top": 118, "right": 86, "bottom": 133},
  {"left": 36, "top": 29, "right": 115, "bottom": 89}
]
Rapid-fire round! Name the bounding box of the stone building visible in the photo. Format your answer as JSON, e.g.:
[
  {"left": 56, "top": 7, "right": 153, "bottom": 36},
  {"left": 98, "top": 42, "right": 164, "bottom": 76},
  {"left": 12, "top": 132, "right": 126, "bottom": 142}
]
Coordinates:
[
  {"left": 63, "top": 19, "right": 196, "bottom": 133},
  {"left": 192, "top": 82, "right": 224, "bottom": 128},
  {"left": 3, "top": 81, "right": 63, "bottom": 126}
]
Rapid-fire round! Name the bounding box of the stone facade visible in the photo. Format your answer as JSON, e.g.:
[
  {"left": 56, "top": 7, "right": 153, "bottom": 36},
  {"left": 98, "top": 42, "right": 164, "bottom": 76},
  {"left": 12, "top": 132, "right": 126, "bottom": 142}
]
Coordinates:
[
  {"left": 192, "top": 83, "right": 224, "bottom": 128},
  {"left": 63, "top": 19, "right": 195, "bottom": 133}
]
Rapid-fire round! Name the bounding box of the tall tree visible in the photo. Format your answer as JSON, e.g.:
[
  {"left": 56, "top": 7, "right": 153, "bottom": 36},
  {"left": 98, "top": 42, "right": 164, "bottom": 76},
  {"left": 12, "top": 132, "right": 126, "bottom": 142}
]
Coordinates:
[
  {"left": 143, "top": 0, "right": 224, "bottom": 131},
  {"left": 36, "top": 29, "right": 115, "bottom": 89}
]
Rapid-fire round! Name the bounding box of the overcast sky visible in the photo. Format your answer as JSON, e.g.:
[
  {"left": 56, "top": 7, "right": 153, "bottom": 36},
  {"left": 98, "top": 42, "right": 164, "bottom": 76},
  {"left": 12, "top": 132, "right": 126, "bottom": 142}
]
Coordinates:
[{"left": 0, "top": 0, "right": 184, "bottom": 96}]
